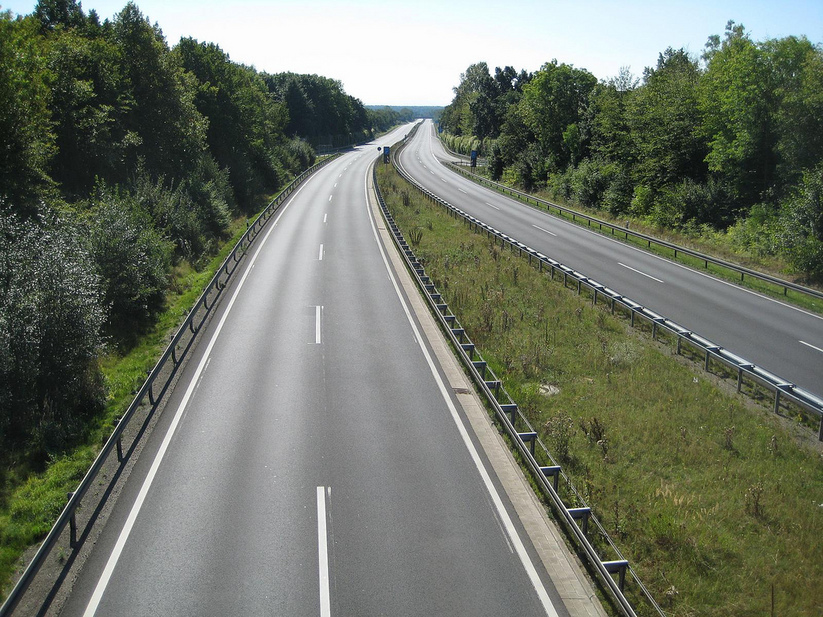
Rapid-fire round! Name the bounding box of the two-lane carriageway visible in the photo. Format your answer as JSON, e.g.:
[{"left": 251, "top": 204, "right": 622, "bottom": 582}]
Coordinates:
[{"left": 59, "top": 125, "right": 579, "bottom": 617}]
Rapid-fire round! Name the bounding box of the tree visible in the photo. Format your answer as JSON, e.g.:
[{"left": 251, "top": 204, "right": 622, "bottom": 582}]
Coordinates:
[
  {"left": 767, "top": 36, "right": 823, "bottom": 190},
  {"left": 112, "top": 3, "right": 207, "bottom": 180},
  {"left": 519, "top": 60, "right": 597, "bottom": 171},
  {"left": 0, "top": 211, "right": 105, "bottom": 456},
  {"left": 0, "top": 12, "right": 55, "bottom": 215},
  {"left": 628, "top": 48, "right": 706, "bottom": 194},
  {"left": 86, "top": 194, "right": 172, "bottom": 338},
  {"left": 780, "top": 163, "right": 823, "bottom": 281},
  {"left": 700, "top": 22, "right": 775, "bottom": 205},
  {"left": 176, "top": 38, "right": 290, "bottom": 208}
]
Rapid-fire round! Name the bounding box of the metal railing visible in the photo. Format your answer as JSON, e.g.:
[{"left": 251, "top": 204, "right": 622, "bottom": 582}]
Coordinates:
[
  {"left": 440, "top": 157, "right": 823, "bottom": 305},
  {"left": 0, "top": 154, "right": 340, "bottom": 616}
]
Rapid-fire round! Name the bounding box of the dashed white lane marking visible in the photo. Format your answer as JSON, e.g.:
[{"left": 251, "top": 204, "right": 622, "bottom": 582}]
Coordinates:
[
  {"left": 318, "top": 244, "right": 324, "bottom": 261},
  {"left": 485, "top": 202, "right": 500, "bottom": 210},
  {"left": 618, "top": 262, "right": 664, "bottom": 283},
  {"left": 532, "top": 224, "right": 556, "bottom": 237},
  {"left": 800, "top": 340, "right": 823, "bottom": 354},
  {"left": 317, "top": 487, "right": 331, "bottom": 617}
]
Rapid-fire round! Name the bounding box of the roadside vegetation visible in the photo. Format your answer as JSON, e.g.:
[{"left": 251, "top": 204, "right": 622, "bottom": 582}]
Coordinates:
[
  {"left": 438, "top": 22, "right": 823, "bottom": 286},
  {"left": 377, "top": 161, "right": 823, "bottom": 616},
  {"left": 0, "top": 0, "right": 408, "bottom": 599}
]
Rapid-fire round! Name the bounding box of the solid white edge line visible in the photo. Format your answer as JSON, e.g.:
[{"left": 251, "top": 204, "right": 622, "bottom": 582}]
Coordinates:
[
  {"left": 800, "top": 340, "right": 823, "bottom": 354},
  {"left": 317, "top": 486, "right": 331, "bottom": 617},
  {"left": 364, "top": 169, "right": 559, "bottom": 617},
  {"left": 617, "top": 262, "right": 664, "bottom": 283},
  {"left": 82, "top": 176, "right": 314, "bottom": 617}
]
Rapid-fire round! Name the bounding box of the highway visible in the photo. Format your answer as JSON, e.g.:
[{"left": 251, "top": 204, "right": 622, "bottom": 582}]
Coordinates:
[
  {"left": 57, "top": 124, "right": 581, "bottom": 616},
  {"left": 398, "top": 121, "right": 823, "bottom": 398}
]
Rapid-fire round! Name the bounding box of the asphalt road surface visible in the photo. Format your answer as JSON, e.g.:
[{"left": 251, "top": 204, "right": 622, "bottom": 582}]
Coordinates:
[
  {"left": 398, "top": 121, "right": 823, "bottom": 399},
  {"left": 59, "top": 125, "right": 568, "bottom": 617}
]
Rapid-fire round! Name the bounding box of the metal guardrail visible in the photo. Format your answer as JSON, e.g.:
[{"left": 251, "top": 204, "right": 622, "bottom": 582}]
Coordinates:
[
  {"left": 400, "top": 145, "right": 823, "bottom": 440},
  {"left": 441, "top": 157, "right": 823, "bottom": 305},
  {"left": 0, "top": 154, "right": 341, "bottom": 616},
  {"left": 375, "top": 137, "right": 654, "bottom": 617}
]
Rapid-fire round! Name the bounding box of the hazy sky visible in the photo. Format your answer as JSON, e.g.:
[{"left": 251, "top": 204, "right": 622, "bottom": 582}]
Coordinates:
[{"left": 4, "top": 0, "right": 822, "bottom": 106}]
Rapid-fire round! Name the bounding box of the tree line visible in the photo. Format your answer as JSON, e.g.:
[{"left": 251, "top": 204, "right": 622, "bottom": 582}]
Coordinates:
[
  {"left": 0, "top": 0, "right": 406, "bottom": 462},
  {"left": 439, "top": 22, "right": 823, "bottom": 282}
]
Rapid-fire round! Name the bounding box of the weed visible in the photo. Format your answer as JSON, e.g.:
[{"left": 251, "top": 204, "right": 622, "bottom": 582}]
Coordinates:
[
  {"left": 745, "top": 482, "right": 765, "bottom": 518},
  {"left": 408, "top": 227, "right": 423, "bottom": 247}
]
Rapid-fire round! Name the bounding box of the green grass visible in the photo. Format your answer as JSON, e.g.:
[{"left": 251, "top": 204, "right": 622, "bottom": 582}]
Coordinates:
[
  {"left": 0, "top": 212, "right": 256, "bottom": 601},
  {"left": 450, "top": 164, "right": 823, "bottom": 316},
  {"left": 377, "top": 163, "right": 823, "bottom": 617}
]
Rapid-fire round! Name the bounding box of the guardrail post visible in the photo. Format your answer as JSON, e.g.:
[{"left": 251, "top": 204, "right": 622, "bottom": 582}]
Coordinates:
[
  {"left": 540, "top": 466, "right": 561, "bottom": 491},
  {"left": 500, "top": 404, "right": 518, "bottom": 427},
  {"left": 67, "top": 492, "right": 77, "bottom": 549},
  {"left": 568, "top": 507, "right": 591, "bottom": 535},
  {"left": 518, "top": 432, "right": 538, "bottom": 456},
  {"left": 737, "top": 364, "right": 753, "bottom": 392},
  {"left": 603, "top": 560, "right": 629, "bottom": 592},
  {"left": 115, "top": 418, "right": 123, "bottom": 462}
]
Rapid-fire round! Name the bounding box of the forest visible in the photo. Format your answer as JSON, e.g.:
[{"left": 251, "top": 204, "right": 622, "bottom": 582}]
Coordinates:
[
  {"left": 439, "top": 22, "right": 823, "bottom": 283},
  {"left": 0, "top": 0, "right": 408, "bottom": 464}
]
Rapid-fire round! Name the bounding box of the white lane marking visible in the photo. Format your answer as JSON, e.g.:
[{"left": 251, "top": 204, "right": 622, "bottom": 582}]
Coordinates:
[
  {"left": 363, "top": 171, "right": 559, "bottom": 617},
  {"left": 319, "top": 244, "right": 324, "bottom": 261},
  {"left": 83, "top": 178, "right": 311, "bottom": 617},
  {"left": 328, "top": 195, "right": 333, "bottom": 202},
  {"left": 618, "top": 262, "right": 664, "bottom": 283},
  {"left": 800, "top": 340, "right": 823, "bottom": 354},
  {"left": 317, "top": 487, "right": 331, "bottom": 617},
  {"left": 441, "top": 177, "right": 448, "bottom": 183},
  {"left": 485, "top": 202, "right": 500, "bottom": 211},
  {"left": 562, "top": 215, "right": 823, "bottom": 321},
  {"left": 324, "top": 213, "right": 328, "bottom": 224},
  {"left": 315, "top": 305, "right": 322, "bottom": 344},
  {"left": 334, "top": 183, "right": 337, "bottom": 188},
  {"left": 532, "top": 224, "right": 556, "bottom": 237},
  {"left": 458, "top": 188, "right": 467, "bottom": 194}
]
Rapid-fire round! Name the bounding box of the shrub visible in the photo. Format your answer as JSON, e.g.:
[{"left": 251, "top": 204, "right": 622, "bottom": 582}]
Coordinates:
[
  {"left": 87, "top": 195, "right": 172, "bottom": 339},
  {"left": 0, "top": 210, "right": 105, "bottom": 458}
]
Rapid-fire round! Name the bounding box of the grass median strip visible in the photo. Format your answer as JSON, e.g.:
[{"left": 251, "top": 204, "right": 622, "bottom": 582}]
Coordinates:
[{"left": 377, "top": 162, "right": 823, "bottom": 617}]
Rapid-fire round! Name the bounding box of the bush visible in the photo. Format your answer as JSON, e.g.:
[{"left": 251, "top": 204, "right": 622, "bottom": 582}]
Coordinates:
[
  {"left": 0, "top": 210, "right": 105, "bottom": 458},
  {"left": 780, "top": 163, "right": 823, "bottom": 282},
  {"left": 87, "top": 195, "right": 172, "bottom": 339}
]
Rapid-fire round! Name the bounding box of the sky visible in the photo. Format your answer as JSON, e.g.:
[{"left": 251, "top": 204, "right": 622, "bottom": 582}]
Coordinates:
[{"left": 4, "top": 0, "right": 823, "bottom": 106}]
